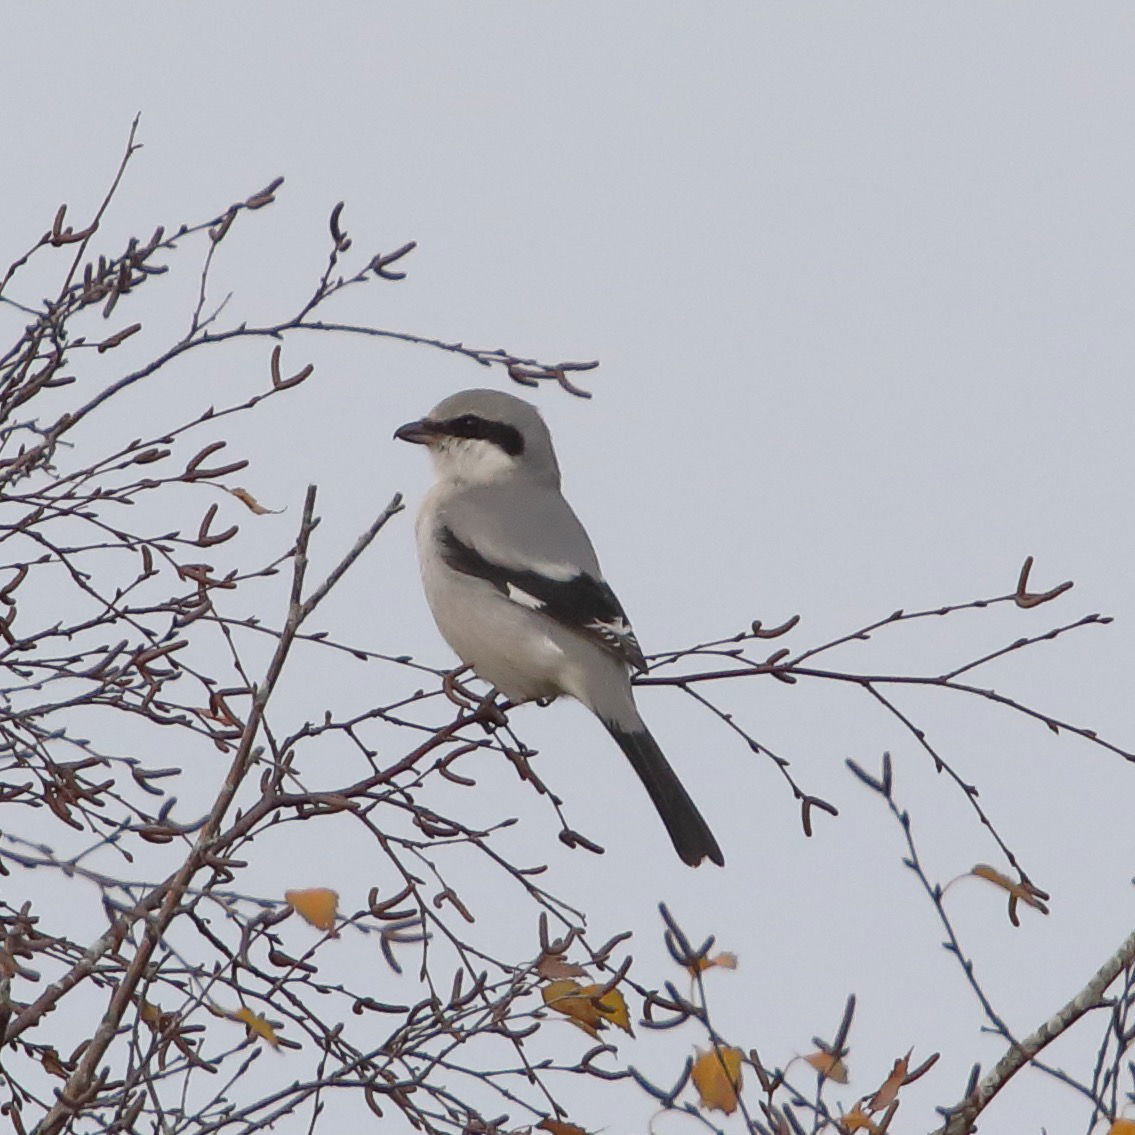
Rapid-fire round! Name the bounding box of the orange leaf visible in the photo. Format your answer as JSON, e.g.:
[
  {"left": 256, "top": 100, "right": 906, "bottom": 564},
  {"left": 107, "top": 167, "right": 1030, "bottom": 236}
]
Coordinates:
[
  {"left": 537, "top": 1120, "right": 589, "bottom": 1135},
  {"left": 1108, "top": 1122, "right": 1135, "bottom": 1135},
  {"left": 228, "top": 486, "right": 281, "bottom": 515},
  {"left": 689, "top": 950, "right": 739, "bottom": 975},
  {"left": 285, "top": 887, "right": 339, "bottom": 930},
  {"left": 867, "top": 1052, "right": 909, "bottom": 1111},
  {"left": 840, "top": 1104, "right": 879, "bottom": 1133},
  {"left": 839, "top": 1107, "right": 880, "bottom": 1135},
  {"left": 970, "top": 865, "right": 1050, "bottom": 924},
  {"left": 805, "top": 1050, "right": 849, "bottom": 1083},
  {"left": 232, "top": 1006, "right": 279, "bottom": 1048},
  {"left": 692, "top": 1045, "right": 744, "bottom": 1114}
]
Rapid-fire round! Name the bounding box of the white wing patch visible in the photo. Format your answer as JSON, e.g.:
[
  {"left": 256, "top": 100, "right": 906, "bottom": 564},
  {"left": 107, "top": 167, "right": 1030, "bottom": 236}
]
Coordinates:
[
  {"left": 437, "top": 522, "right": 646, "bottom": 670},
  {"left": 526, "top": 560, "right": 578, "bottom": 581},
  {"left": 587, "top": 615, "right": 643, "bottom": 659},
  {"left": 506, "top": 583, "right": 546, "bottom": 610}
]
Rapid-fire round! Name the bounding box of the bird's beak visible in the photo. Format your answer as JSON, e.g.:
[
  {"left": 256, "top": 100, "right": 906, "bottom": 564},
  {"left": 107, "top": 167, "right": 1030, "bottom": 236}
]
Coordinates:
[{"left": 394, "top": 418, "right": 443, "bottom": 445}]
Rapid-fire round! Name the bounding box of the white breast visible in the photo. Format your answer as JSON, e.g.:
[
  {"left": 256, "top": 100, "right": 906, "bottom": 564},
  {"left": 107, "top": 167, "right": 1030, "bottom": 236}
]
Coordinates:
[{"left": 415, "top": 486, "right": 566, "bottom": 702}]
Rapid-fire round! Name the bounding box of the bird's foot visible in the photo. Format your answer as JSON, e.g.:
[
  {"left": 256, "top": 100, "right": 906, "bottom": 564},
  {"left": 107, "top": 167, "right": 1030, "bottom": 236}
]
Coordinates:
[{"left": 472, "top": 688, "right": 508, "bottom": 731}]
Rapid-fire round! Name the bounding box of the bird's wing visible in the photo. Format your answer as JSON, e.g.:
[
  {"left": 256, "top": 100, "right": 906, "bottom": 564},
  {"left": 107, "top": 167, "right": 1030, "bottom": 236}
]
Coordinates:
[{"left": 437, "top": 485, "right": 648, "bottom": 672}]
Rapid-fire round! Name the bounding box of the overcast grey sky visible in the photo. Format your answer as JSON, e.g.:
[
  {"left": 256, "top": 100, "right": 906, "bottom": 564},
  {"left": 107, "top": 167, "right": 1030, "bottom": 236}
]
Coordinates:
[{"left": 5, "top": 4, "right": 1135, "bottom": 1131}]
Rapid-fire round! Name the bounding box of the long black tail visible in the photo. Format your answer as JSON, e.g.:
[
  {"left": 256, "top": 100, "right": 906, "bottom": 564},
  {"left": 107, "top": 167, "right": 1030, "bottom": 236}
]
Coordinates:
[{"left": 604, "top": 720, "right": 724, "bottom": 867}]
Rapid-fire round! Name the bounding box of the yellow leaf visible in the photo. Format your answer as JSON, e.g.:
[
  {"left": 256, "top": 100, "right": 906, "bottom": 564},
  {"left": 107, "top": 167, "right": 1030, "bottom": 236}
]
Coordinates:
[
  {"left": 228, "top": 486, "right": 281, "bottom": 515},
  {"left": 542, "top": 981, "right": 632, "bottom": 1038},
  {"left": 589, "top": 984, "right": 632, "bottom": 1035},
  {"left": 232, "top": 1006, "right": 279, "bottom": 1048},
  {"left": 543, "top": 980, "right": 603, "bottom": 1037},
  {"left": 840, "top": 1104, "right": 879, "bottom": 1133},
  {"left": 867, "top": 1052, "right": 909, "bottom": 1111},
  {"left": 1108, "top": 1122, "right": 1135, "bottom": 1135},
  {"left": 689, "top": 951, "right": 739, "bottom": 975},
  {"left": 804, "top": 1050, "right": 849, "bottom": 1083},
  {"left": 692, "top": 1045, "right": 744, "bottom": 1115},
  {"left": 285, "top": 887, "right": 339, "bottom": 930},
  {"left": 138, "top": 999, "right": 163, "bottom": 1027},
  {"left": 537, "top": 1120, "right": 589, "bottom": 1135}
]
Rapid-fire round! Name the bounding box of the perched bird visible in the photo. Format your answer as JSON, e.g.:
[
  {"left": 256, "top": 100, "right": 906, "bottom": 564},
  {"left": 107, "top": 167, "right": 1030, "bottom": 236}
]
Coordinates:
[{"left": 395, "top": 388, "right": 724, "bottom": 867}]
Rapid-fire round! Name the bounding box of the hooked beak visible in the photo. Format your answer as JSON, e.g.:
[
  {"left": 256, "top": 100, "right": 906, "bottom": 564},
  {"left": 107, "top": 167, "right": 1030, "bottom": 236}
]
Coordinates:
[{"left": 394, "top": 418, "right": 443, "bottom": 445}]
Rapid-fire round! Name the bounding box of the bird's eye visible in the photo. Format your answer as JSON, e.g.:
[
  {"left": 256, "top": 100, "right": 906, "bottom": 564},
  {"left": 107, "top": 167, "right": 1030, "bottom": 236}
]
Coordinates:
[{"left": 446, "top": 414, "right": 484, "bottom": 436}]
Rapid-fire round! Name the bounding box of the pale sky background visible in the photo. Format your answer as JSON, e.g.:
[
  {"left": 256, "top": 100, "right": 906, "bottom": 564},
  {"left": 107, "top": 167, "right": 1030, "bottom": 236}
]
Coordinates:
[{"left": 4, "top": 4, "right": 1135, "bottom": 1132}]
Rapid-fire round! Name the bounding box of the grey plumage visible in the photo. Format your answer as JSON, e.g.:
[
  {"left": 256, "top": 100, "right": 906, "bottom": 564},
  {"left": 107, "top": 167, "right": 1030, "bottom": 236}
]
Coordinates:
[{"left": 395, "top": 388, "right": 724, "bottom": 867}]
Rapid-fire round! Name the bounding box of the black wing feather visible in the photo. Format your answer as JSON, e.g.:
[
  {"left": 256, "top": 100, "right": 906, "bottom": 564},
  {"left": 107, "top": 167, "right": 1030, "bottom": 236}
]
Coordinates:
[{"left": 439, "top": 525, "right": 647, "bottom": 671}]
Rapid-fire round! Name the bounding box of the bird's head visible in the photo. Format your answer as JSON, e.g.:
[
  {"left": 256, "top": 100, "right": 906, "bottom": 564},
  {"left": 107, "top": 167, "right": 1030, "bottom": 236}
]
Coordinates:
[{"left": 395, "top": 388, "right": 561, "bottom": 487}]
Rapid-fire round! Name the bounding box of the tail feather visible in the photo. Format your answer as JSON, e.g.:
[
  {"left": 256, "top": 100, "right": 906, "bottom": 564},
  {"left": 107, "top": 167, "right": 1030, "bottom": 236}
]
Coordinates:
[{"left": 604, "top": 720, "right": 724, "bottom": 867}]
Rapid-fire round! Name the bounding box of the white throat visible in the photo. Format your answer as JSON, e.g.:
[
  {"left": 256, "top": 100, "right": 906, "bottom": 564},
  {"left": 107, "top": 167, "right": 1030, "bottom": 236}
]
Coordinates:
[{"left": 430, "top": 436, "right": 519, "bottom": 486}]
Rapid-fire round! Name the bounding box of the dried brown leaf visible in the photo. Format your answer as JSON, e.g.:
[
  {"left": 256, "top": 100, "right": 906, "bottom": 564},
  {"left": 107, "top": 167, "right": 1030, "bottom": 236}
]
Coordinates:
[{"left": 537, "top": 953, "right": 590, "bottom": 981}]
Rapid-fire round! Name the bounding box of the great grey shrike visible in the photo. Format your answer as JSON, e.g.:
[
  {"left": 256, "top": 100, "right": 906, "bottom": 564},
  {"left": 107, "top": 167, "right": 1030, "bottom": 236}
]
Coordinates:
[{"left": 395, "top": 388, "right": 724, "bottom": 867}]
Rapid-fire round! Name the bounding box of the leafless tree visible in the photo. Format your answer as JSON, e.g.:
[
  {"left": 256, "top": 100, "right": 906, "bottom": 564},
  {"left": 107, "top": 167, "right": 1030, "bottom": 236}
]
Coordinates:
[{"left": 1, "top": 122, "right": 1132, "bottom": 1135}]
